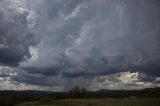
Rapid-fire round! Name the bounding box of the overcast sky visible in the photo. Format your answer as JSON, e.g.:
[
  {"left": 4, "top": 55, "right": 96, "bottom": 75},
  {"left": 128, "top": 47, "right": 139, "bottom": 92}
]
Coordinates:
[{"left": 0, "top": 0, "right": 160, "bottom": 91}]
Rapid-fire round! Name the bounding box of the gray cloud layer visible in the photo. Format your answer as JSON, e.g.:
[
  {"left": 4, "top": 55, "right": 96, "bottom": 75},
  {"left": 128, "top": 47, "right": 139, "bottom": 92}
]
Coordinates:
[{"left": 0, "top": 0, "right": 160, "bottom": 90}]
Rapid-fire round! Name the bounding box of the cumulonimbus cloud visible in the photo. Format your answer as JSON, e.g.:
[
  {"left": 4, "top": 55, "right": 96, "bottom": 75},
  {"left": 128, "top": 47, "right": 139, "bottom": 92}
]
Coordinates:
[
  {"left": 20, "top": 0, "right": 160, "bottom": 77},
  {"left": 0, "top": 0, "right": 38, "bottom": 66},
  {"left": 0, "top": 0, "right": 160, "bottom": 90}
]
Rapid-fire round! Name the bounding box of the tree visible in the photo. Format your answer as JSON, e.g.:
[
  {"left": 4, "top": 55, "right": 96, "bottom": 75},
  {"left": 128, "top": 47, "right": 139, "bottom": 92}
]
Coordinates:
[{"left": 69, "top": 86, "right": 81, "bottom": 98}]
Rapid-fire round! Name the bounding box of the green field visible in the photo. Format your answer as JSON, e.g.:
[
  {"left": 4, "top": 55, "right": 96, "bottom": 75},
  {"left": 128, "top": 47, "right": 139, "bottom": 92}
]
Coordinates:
[{"left": 17, "top": 98, "right": 160, "bottom": 106}]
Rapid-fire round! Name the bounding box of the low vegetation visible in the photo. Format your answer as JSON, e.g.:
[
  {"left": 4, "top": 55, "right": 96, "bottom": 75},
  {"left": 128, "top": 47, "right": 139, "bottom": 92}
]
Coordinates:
[
  {"left": 17, "top": 98, "right": 160, "bottom": 106},
  {"left": 0, "top": 87, "right": 160, "bottom": 106}
]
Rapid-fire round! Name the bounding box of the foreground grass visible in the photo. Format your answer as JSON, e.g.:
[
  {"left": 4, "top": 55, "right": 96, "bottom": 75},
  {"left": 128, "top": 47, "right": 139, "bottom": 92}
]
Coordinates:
[{"left": 17, "top": 98, "right": 160, "bottom": 106}]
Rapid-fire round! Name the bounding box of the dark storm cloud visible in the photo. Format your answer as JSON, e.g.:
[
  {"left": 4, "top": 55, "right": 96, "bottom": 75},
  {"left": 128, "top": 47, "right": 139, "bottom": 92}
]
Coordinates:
[
  {"left": 137, "top": 73, "right": 157, "bottom": 82},
  {"left": 18, "top": 0, "right": 160, "bottom": 79},
  {"left": 0, "top": 0, "right": 160, "bottom": 90},
  {"left": 0, "top": 0, "right": 37, "bottom": 66},
  {"left": 12, "top": 70, "right": 56, "bottom": 86}
]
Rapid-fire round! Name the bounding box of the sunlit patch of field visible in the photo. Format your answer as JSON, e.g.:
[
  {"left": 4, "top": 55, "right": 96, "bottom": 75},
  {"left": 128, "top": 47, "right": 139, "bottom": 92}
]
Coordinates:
[{"left": 17, "top": 98, "right": 160, "bottom": 106}]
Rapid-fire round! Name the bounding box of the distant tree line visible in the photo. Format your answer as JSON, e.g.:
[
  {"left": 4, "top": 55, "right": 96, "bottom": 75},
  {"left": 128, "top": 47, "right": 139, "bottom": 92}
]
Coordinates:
[{"left": 0, "top": 87, "right": 160, "bottom": 106}]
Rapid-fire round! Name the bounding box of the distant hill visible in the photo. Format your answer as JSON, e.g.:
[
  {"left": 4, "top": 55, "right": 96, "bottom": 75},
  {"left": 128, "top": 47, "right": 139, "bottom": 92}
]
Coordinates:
[
  {"left": 96, "top": 87, "right": 160, "bottom": 93},
  {"left": 0, "top": 90, "right": 53, "bottom": 94},
  {"left": 143, "top": 87, "right": 160, "bottom": 91},
  {"left": 0, "top": 87, "right": 160, "bottom": 94}
]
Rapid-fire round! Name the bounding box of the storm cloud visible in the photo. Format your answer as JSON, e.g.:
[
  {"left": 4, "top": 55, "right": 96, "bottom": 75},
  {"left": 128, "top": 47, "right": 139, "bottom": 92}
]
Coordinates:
[
  {"left": 0, "top": 0, "right": 37, "bottom": 66},
  {"left": 20, "top": 0, "right": 160, "bottom": 76},
  {"left": 0, "top": 0, "right": 160, "bottom": 91}
]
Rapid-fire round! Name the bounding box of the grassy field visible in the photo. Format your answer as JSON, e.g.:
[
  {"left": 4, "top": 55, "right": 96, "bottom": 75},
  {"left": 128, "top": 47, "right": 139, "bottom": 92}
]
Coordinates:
[{"left": 17, "top": 98, "right": 160, "bottom": 106}]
